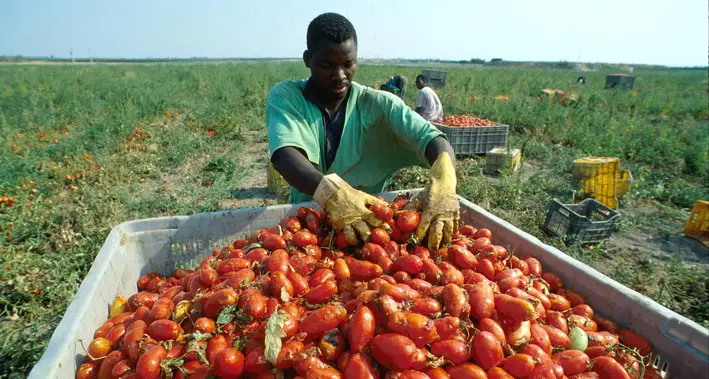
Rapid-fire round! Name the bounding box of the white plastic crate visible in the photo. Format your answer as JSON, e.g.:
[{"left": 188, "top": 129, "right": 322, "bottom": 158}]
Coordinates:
[{"left": 30, "top": 191, "right": 708, "bottom": 378}]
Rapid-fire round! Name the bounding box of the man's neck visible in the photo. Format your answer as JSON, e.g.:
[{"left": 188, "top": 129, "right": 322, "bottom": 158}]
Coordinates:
[{"left": 304, "top": 79, "right": 349, "bottom": 116}]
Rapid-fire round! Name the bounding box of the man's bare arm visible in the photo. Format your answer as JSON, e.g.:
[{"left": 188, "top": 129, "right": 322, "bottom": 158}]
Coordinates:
[
  {"left": 425, "top": 136, "right": 456, "bottom": 166},
  {"left": 271, "top": 147, "right": 324, "bottom": 196}
]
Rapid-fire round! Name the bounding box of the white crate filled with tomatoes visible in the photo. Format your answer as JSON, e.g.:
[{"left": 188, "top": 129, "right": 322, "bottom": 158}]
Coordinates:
[{"left": 31, "top": 190, "right": 708, "bottom": 379}]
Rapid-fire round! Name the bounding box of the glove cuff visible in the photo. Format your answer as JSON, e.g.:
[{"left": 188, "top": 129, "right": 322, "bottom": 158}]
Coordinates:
[{"left": 314, "top": 173, "right": 349, "bottom": 207}]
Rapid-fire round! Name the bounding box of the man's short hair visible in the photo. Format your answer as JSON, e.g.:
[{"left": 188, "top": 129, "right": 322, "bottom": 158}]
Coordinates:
[
  {"left": 416, "top": 75, "right": 427, "bottom": 84},
  {"left": 307, "top": 13, "right": 358, "bottom": 51}
]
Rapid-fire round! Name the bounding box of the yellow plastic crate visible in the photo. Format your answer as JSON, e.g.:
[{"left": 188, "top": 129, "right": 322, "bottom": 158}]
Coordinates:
[
  {"left": 572, "top": 157, "right": 632, "bottom": 209},
  {"left": 615, "top": 169, "right": 633, "bottom": 198},
  {"left": 685, "top": 200, "right": 709, "bottom": 247},
  {"left": 485, "top": 147, "right": 521, "bottom": 175},
  {"left": 267, "top": 162, "right": 290, "bottom": 201}
]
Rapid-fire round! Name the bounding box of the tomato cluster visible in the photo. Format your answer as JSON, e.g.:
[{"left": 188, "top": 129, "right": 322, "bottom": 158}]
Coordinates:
[
  {"left": 76, "top": 194, "right": 661, "bottom": 379},
  {"left": 438, "top": 116, "right": 497, "bottom": 127}
]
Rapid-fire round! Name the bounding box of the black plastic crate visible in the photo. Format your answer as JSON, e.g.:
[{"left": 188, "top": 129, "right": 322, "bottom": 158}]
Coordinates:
[
  {"left": 422, "top": 69, "right": 447, "bottom": 89},
  {"left": 433, "top": 123, "right": 509, "bottom": 155},
  {"left": 605, "top": 75, "right": 635, "bottom": 90},
  {"left": 543, "top": 198, "right": 620, "bottom": 245}
]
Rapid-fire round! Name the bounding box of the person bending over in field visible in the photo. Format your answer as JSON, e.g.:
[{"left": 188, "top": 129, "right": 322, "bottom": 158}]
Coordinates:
[
  {"left": 414, "top": 74, "right": 443, "bottom": 122},
  {"left": 379, "top": 75, "right": 408, "bottom": 99},
  {"left": 266, "top": 12, "right": 459, "bottom": 250}
]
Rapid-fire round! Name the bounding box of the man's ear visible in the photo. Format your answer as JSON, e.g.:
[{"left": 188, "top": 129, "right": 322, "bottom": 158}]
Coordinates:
[{"left": 302, "top": 50, "right": 311, "bottom": 68}]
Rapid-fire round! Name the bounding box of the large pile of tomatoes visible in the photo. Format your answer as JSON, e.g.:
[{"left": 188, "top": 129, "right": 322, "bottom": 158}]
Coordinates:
[
  {"left": 438, "top": 116, "right": 497, "bottom": 127},
  {"left": 76, "top": 194, "right": 661, "bottom": 379}
]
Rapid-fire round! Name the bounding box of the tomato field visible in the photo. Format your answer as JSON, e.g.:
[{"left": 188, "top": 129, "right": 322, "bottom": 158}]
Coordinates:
[{"left": 0, "top": 61, "right": 707, "bottom": 377}]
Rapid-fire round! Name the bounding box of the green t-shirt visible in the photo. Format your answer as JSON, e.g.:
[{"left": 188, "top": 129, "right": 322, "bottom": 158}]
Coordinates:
[{"left": 266, "top": 80, "right": 444, "bottom": 203}]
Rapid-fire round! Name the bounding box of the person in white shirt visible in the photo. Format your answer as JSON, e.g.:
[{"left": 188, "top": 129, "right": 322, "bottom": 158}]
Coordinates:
[{"left": 415, "top": 74, "right": 443, "bottom": 122}]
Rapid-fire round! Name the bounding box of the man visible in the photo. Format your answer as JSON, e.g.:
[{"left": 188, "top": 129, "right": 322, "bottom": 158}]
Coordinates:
[
  {"left": 266, "top": 13, "right": 458, "bottom": 250},
  {"left": 379, "top": 75, "right": 408, "bottom": 99},
  {"left": 415, "top": 74, "right": 444, "bottom": 122}
]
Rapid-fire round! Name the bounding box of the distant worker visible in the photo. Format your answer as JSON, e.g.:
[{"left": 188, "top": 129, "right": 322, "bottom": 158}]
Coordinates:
[
  {"left": 577, "top": 76, "right": 586, "bottom": 85},
  {"left": 379, "top": 75, "right": 408, "bottom": 99},
  {"left": 415, "top": 75, "right": 443, "bottom": 122}
]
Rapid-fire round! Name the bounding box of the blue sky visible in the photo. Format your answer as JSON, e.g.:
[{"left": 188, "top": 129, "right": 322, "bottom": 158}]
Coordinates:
[{"left": 1, "top": 0, "right": 707, "bottom": 66}]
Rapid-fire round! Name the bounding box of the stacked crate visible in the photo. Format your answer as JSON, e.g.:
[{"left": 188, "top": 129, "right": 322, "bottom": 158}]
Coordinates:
[{"left": 572, "top": 157, "right": 632, "bottom": 209}]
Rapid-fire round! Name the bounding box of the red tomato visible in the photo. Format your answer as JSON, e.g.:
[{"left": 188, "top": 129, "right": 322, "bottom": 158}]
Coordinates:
[
  {"left": 478, "top": 318, "right": 506, "bottom": 343},
  {"left": 433, "top": 317, "right": 461, "bottom": 341},
  {"left": 495, "top": 293, "right": 536, "bottom": 322},
  {"left": 275, "top": 340, "right": 303, "bottom": 369},
  {"left": 281, "top": 216, "right": 302, "bottom": 232},
  {"left": 521, "top": 343, "right": 553, "bottom": 367},
  {"left": 293, "top": 230, "right": 318, "bottom": 247},
  {"left": 407, "top": 297, "right": 441, "bottom": 316},
  {"left": 447, "top": 363, "right": 488, "bottom": 379},
  {"left": 76, "top": 363, "right": 98, "bottom": 379},
  {"left": 591, "top": 356, "right": 631, "bottom": 379},
  {"left": 238, "top": 288, "right": 268, "bottom": 320},
  {"left": 263, "top": 234, "right": 286, "bottom": 251},
  {"left": 503, "top": 353, "right": 536, "bottom": 377},
  {"left": 136, "top": 345, "right": 166, "bottom": 379},
  {"left": 540, "top": 325, "right": 571, "bottom": 349},
  {"left": 471, "top": 331, "right": 504, "bottom": 370},
  {"left": 95, "top": 349, "right": 124, "bottom": 378},
  {"left": 426, "top": 367, "right": 451, "bottom": 379},
  {"left": 346, "top": 258, "right": 384, "bottom": 281},
  {"left": 396, "top": 211, "right": 421, "bottom": 233},
  {"left": 487, "top": 367, "right": 515, "bottom": 379},
  {"left": 530, "top": 324, "right": 553, "bottom": 355},
  {"left": 333, "top": 258, "right": 351, "bottom": 282},
  {"left": 203, "top": 288, "right": 238, "bottom": 319},
  {"left": 266, "top": 249, "right": 290, "bottom": 274},
  {"left": 319, "top": 329, "right": 346, "bottom": 361},
  {"left": 371, "top": 203, "right": 394, "bottom": 221},
  {"left": 468, "top": 281, "right": 495, "bottom": 320},
  {"left": 370, "top": 334, "right": 419, "bottom": 371},
  {"left": 391, "top": 255, "right": 424, "bottom": 276},
  {"left": 473, "top": 228, "right": 492, "bottom": 239},
  {"left": 87, "top": 337, "right": 111, "bottom": 361},
  {"left": 617, "top": 329, "right": 652, "bottom": 355},
  {"left": 553, "top": 350, "right": 590, "bottom": 376},
  {"left": 282, "top": 271, "right": 308, "bottom": 297},
  {"left": 388, "top": 312, "right": 438, "bottom": 348},
  {"left": 299, "top": 305, "right": 348, "bottom": 342},
  {"left": 244, "top": 346, "right": 272, "bottom": 374},
  {"left": 443, "top": 284, "right": 469, "bottom": 318},
  {"left": 305, "top": 280, "right": 338, "bottom": 304},
  {"left": 199, "top": 265, "right": 218, "bottom": 286},
  {"left": 110, "top": 359, "right": 133, "bottom": 378},
  {"left": 269, "top": 271, "right": 294, "bottom": 299},
  {"left": 370, "top": 228, "right": 391, "bottom": 246}
]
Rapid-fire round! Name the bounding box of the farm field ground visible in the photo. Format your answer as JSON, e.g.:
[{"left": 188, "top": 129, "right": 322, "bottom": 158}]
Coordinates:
[{"left": 0, "top": 61, "right": 707, "bottom": 377}]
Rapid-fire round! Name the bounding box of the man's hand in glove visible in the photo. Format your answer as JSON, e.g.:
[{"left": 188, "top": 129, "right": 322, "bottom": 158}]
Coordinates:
[
  {"left": 409, "top": 152, "right": 459, "bottom": 250},
  {"left": 314, "top": 174, "right": 390, "bottom": 245}
]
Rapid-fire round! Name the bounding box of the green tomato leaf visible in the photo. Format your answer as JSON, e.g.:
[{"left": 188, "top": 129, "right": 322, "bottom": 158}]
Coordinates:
[
  {"left": 217, "top": 304, "right": 237, "bottom": 325},
  {"left": 233, "top": 335, "right": 249, "bottom": 351},
  {"left": 264, "top": 310, "right": 287, "bottom": 365}
]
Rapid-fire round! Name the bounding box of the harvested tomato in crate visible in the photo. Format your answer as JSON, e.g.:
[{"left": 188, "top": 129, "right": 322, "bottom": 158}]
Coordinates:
[
  {"left": 434, "top": 115, "right": 509, "bottom": 155},
  {"left": 30, "top": 191, "right": 708, "bottom": 378}
]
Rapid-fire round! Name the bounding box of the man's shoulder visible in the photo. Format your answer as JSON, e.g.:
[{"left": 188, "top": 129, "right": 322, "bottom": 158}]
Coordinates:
[
  {"left": 269, "top": 80, "right": 307, "bottom": 100},
  {"left": 354, "top": 82, "right": 404, "bottom": 106}
]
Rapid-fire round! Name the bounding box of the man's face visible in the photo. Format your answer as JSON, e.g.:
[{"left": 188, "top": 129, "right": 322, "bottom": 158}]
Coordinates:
[
  {"left": 303, "top": 38, "right": 358, "bottom": 101},
  {"left": 415, "top": 78, "right": 425, "bottom": 89}
]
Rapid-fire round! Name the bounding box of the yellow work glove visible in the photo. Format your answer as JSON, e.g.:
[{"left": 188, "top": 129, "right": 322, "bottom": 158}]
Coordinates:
[
  {"left": 409, "top": 152, "right": 460, "bottom": 250},
  {"left": 314, "top": 174, "right": 390, "bottom": 245}
]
